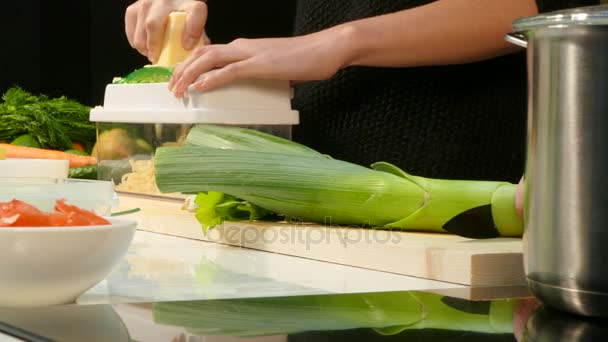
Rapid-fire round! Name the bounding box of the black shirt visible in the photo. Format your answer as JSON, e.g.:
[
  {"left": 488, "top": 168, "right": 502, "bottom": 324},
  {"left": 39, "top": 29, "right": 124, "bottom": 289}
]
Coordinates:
[{"left": 291, "top": 0, "right": 598, "bottom": 182}]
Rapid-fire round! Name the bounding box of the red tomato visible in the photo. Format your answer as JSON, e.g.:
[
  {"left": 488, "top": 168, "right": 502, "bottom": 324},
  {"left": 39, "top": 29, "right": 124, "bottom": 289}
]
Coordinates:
[
  {"left": 55, "top": 199, "right": 111, "bottom": 226},
  {"left": 71, "top": 142, "right": 86, "bottom": 152},
  {"left": 0, "top": 199, "right": 110, "bottom": 227},
  {"left": 0, "top": 200, "right": 52, "bottom": 227}
]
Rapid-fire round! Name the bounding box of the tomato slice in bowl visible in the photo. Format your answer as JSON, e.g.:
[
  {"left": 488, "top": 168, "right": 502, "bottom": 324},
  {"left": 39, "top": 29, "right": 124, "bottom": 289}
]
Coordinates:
[
  {"left": 55, "top": 199, "right": 110, "bottom": 226},
  {"left": 0, "top": 199, "right": 110, "bottom": 227}
]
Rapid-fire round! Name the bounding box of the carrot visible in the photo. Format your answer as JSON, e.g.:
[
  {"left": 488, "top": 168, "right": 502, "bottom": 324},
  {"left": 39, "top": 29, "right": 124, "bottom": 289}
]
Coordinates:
[{"left": 0, "top": 143, "right": 97, "bottom": 168}]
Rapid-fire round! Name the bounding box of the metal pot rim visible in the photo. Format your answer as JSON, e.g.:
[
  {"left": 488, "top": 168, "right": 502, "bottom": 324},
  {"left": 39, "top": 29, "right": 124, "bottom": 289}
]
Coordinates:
[{"left": 513, "top": 5, "right": 608, "bottom": 32}]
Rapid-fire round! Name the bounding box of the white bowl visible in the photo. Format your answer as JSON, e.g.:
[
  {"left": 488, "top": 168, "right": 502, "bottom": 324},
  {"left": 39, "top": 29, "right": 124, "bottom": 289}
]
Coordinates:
[
  {"left": 0, "top": 218, "right": 136, "bottom": 307},
  {"left": 0, "top": 305, "right": 130, "bottom": 342},
  {"left": 0, "top": 159, "right": 69, "bottom": 179}
]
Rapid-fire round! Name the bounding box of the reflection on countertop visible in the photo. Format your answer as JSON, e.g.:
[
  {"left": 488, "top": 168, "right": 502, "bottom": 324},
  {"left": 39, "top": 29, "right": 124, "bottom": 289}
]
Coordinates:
[
  {"left": 1, "top": 290, "right": 607, "bottom": 342},
  {"left": 78, "top": 231, "right": 464, "bottom": 305},
  {"left": 1, "top": 231, "right": 605, "bottom": 341}
]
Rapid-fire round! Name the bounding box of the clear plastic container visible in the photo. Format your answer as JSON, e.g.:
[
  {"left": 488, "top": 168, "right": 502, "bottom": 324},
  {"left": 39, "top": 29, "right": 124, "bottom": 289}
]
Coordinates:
[
  {"left": 89, "top": 79, "right": 299, "bottom": 197},
  {"left": 0, "top": 178, "right": 117, "bottom": 215}
]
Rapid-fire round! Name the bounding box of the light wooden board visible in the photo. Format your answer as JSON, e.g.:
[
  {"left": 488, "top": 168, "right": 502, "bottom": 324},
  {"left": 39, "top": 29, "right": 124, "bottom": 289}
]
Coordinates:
[{"left": 118, "top": 194, "right": 525, "bottom": 287}]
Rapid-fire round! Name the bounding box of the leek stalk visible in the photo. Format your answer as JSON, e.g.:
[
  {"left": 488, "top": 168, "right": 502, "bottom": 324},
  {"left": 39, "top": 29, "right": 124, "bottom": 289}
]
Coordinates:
[
  {"left": 153, "top": 291, "right": 517, "bottom": 337},
  {"left": 186, "top": 125, "right": 322, "bottom": 156},
  {"left": 155, "top": 142, "right": 522, "bottom": 236}
]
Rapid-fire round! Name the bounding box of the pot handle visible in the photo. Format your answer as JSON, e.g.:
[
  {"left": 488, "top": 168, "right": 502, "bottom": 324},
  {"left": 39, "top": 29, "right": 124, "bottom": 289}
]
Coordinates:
[{"left": 505, "top": 33, "right": 528, "bottom": 48}]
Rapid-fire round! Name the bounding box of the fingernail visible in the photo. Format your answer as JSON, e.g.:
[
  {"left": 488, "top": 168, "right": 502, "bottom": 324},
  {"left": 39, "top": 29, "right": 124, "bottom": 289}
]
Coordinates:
[{"left": 184, "top": 37, "right": 197, "bottom": 50}]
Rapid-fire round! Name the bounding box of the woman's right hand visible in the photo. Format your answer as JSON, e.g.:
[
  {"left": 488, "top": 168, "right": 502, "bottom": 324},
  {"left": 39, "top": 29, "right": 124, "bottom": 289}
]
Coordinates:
[{"left": 125, "top": 0, "right": 208, "bottom": 64}]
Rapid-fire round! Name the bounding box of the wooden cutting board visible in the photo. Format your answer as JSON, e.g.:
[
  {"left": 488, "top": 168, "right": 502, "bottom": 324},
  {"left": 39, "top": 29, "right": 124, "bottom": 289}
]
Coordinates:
[{"left": 117, "top": 194, "right": 525, "bottom": 287}]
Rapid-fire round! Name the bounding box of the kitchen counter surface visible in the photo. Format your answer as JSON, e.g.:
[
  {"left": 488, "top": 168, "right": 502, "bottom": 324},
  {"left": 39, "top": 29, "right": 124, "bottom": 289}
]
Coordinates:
[
  {"left": 1, "top": 231, "right": 603, "bottom": 341},
  {"left": 1, "top": 288, "right": 605, "bottom": 341},
  {"left": 78, "top": 230, "right": 466, "bottom": 305}
]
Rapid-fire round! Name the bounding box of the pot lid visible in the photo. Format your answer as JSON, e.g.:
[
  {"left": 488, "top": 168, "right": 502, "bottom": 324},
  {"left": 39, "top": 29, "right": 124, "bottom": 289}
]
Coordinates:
[{"left": 513, "top": 5, "right": 608, "bottom": 31}]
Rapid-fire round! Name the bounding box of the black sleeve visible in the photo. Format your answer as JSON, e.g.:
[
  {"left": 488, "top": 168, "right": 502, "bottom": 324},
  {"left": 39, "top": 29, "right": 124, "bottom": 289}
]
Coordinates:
[{"left": 536, "top": 0, "right": 601, "bottom": 13}]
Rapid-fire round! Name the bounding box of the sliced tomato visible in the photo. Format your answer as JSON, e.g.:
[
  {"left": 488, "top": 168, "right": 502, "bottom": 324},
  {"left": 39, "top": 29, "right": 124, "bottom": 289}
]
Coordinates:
[
  {"left": 47, "top": 212, "right": 69, "bottom": 226},
  {"left": 0, "top": 199, "right": 110, "bottom": 227},
  {"left": 0, "top": 214, "right": 20, "bottom": 226},
  {"left": 0, "top": 200, "right": 52, "bottom": 227},
  {"left": 55, "top": 199, "right": 110, "bottom": 225}
]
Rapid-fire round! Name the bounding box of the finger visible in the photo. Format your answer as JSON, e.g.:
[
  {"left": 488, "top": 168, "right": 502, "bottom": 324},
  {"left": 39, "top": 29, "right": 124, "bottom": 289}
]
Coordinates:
[
  {"left": 173, "top": 54, "right": 225, "bottom": 97},
  {"left": 170, "top": 44, "right": 231, "bottom": 90},
  {"left": 169, "top": 45, "right": 209, "bottom": 90},
  {"left": 169, "top": 63, "right": 182, "bottom": 90},
  {"left": 181, "top": 1, "right": 208, "bottom": 50},
  {"left": 145, "top": 11, "right": 168, "bottom": 64},
  {"left": 194, "top": 60, "right": 256, "bottom": 92},
  {"left": 202, "top": 31, "right": 211, "bottom": 45},
  {"left": 125, "top": 3, "right": 139, "bottom": 48},
  {"left": 191, "top": 68, "right": 220, "bottom": 91},
  {"left": 133, "top": 0, "right": 152, "bottom": 57},
  {"left": 172, "top": 46, "right": 245, "bottom": 96}
]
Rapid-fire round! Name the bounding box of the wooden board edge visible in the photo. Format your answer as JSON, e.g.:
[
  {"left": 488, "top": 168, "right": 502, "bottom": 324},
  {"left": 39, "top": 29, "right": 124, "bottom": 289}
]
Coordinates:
[
  {"left": 470, "top": 253, "right": 526, "bottom": 286},
  {"left": 117, "top": 194, "right": 524, "bottom": 286}
]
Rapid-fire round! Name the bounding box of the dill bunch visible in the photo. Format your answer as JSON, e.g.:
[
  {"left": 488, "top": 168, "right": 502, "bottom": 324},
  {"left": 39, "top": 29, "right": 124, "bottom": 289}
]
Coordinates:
[{"left": 0, "top": 87, "right": 95, "bottom": 151}]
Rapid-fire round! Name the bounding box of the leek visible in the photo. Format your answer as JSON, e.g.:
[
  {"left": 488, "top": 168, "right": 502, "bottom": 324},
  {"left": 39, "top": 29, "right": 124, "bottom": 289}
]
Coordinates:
[
  {"left": 153, "top": 291, "right": 517, "bottom": 337},
  {"left": 156, "top": 147, "right": 424, "bottom": 226},
  {"left": 155, "top": 146, "right": 522, "bottom": 236},
  {"left": 186, "top": 125, "right": 323, "bottom": 156}
]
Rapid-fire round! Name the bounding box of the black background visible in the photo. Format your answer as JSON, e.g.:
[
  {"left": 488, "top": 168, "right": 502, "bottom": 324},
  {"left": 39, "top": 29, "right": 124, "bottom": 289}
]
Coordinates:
[{"left": 0, "top": 1, "right": 295, "bottom": 106}]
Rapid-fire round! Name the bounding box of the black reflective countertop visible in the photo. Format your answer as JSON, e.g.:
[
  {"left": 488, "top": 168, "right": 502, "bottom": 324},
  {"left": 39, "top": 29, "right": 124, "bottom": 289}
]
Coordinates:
[{"left": 1, "top": 289, "right": 607, "bottom": 342}]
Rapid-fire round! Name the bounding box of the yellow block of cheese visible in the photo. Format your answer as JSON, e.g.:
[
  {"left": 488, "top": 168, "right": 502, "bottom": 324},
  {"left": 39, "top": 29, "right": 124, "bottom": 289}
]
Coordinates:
[
  {"left": 0, "top": 145, "right": 6, "bottom": 160},
  {"left": 155, "top": 12, "right": 204, "bottom": 66}
]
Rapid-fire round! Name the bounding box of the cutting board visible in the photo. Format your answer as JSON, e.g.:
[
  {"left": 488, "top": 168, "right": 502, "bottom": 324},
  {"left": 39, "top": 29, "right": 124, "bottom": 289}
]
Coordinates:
[{"left": 117, "top": 194, "right": 525, "bottom": 287}]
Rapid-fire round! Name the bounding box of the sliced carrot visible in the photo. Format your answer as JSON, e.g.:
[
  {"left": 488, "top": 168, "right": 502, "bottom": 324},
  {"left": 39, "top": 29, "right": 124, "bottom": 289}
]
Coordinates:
[{"left": 0, "top": 143, "right": 97, "bottom": 168}]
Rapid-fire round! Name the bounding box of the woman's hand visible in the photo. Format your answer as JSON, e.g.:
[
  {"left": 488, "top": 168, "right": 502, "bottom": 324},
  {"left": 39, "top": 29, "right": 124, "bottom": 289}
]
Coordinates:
[
  {"left": 125, "top": 0, "right": 208, "bottom": 63},
  {"left": 168, "top": 0, "right": 537, "bottom": 96},
  {"left": 169, "top": 26, "right": 356, "bottom": 97}
]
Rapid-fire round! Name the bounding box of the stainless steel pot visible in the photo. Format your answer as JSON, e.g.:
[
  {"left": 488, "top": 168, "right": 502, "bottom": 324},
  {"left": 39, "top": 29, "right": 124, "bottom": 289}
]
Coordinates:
[{"left": 508, "top": 5, "right": 608, "bottom": 317}]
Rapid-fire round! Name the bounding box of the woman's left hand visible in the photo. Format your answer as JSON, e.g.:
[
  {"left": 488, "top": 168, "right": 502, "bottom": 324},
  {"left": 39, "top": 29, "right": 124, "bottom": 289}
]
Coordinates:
[{"left": 169, "top": 26, "right": 355, "bottom": 97}]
